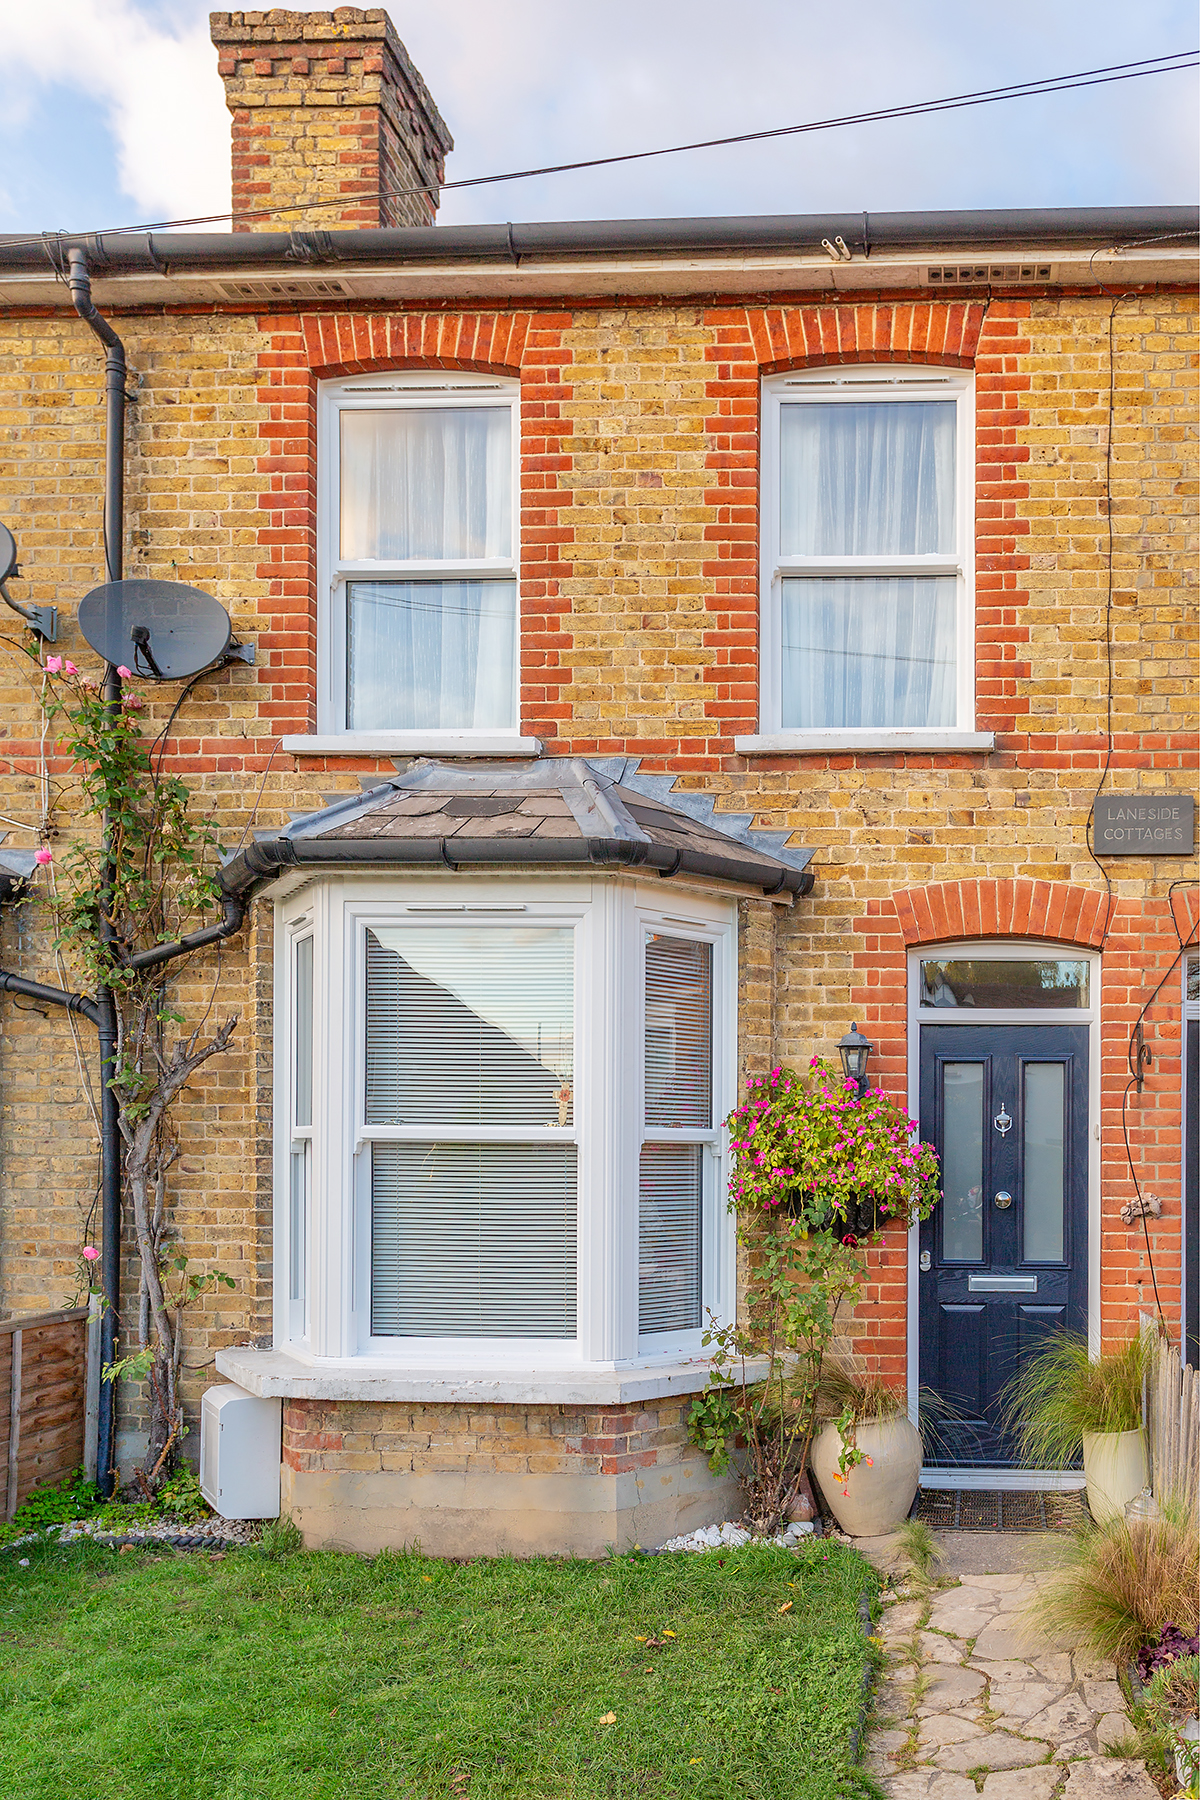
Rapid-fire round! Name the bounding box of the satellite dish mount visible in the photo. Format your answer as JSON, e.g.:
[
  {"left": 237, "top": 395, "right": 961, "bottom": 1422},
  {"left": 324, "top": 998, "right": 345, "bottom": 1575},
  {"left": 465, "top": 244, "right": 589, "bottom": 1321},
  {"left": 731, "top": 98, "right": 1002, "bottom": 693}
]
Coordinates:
[{"left": 0, "top": 521, "right": 58, "bottom": 642}]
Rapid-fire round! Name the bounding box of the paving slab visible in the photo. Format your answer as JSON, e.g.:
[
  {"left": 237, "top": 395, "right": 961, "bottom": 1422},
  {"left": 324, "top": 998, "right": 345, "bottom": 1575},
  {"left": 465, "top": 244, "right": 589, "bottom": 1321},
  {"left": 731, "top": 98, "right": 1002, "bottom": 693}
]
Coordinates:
[
  {"left": 986, "top": 1678, "right": 1068, "bottom": 1721},
  {"left": 971, "top": 1615, "right": 1043, "bottom": 1659},
  {"left": 915, "top": 1628, "right": 971, "bottom": 1664},
  {"left": 1081, "top": 1679, "right": 1125, "bottom": 1714},
  {"left": 921, "top": 1665, "right": 987, "bottom": 1711},
  {"left": 1019, "top": 1693, "right": 1101, "bottom": 1741},
  {"left": 1095, "top": 1711, "right": 1132, "bottom": 1749},
  {"left": 1059, "top": 1759, "right": 1161, "bottom": 1798},
  {"left": 920, "top": 1714, "right": 987, "bottom": 1747},
  {"left": 933, "top": 1728, "right": 1050, "bottom": 1772},
  {"left": 977, "top": 1771, "right": 1061, "bottom": 1800},
  {"left": 884, "top": 1775, "right": 978, "bottom": 1800}
]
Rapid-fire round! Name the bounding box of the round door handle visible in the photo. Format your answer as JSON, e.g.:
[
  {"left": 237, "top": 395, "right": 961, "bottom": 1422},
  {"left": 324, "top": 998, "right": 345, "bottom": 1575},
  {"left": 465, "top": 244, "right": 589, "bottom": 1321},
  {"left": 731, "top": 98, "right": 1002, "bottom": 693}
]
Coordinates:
[{"left": 993, "top": 1190, "right": 1013, "bottom": 1210}]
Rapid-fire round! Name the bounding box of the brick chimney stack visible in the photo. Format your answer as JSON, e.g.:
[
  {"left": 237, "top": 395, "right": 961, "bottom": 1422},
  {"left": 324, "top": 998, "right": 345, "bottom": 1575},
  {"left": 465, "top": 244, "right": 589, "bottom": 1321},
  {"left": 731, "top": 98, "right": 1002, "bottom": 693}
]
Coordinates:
[{"left": 210, "top": 9, "right": 453, "bottom": 231}]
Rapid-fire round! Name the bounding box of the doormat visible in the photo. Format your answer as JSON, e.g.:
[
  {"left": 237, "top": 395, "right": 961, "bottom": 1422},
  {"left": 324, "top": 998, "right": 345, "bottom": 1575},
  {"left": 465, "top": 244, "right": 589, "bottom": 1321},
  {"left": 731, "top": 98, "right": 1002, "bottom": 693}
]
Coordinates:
[{"left": 913, "top": 1487, "right": 1088, "bottom": 1532}]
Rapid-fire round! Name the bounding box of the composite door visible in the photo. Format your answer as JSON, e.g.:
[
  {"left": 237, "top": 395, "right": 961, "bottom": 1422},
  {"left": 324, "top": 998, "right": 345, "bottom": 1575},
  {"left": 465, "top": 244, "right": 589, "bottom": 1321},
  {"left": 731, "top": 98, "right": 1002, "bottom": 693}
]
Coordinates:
[{"left": 918, "top": 1024, "right": 1088, "bottom": 1467}]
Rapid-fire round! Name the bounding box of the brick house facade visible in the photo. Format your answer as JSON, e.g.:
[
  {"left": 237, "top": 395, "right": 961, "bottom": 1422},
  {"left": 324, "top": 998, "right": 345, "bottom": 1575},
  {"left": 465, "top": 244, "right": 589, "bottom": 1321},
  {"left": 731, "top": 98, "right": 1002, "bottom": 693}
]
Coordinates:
[{"left": 0, "top": 10, "right": 1194, "bottom": 1553}]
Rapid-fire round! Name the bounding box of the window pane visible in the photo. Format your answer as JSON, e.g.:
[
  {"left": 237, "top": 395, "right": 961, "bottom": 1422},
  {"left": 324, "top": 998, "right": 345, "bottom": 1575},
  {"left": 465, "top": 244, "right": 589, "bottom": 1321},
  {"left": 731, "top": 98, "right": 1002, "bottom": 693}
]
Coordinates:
[
  {"left": 371, "top": 1142, "right": 577, "bottom": 1337},
  {"left": 921, "top": 960, "right": 1090, "bottom": 1010},
  {"left": 780, "top": 399, "right": 956, "bottom": 556},
  {"left": 366, "top": 927, "right": 573, "bottom": 1128},
  {"left": 289, "top": 1144, "right": 309, "bottom": 1305},
  {"left": 645, "top": 935, "right": 712, "bottom": 1128},
  {"left": 1024, "top": 1063, "right": 1065, "bottom": 1262},
  {"left": 347, "top": 580, "right": 516, "bottom": 731},
  {"left": 341, "top": 406, "right": 512, "bottom": 561},
  {"left": 1188, "top": 956, "right": 1199, "bottom": 1002},
  {"left": 639, "top": 1144, "right": 702, "bottom": 1334},
  {"left": 942, "top": 1062, "right": 984, "bottom": 1262},
  {"left": 781, "top": 576, "right": 956, "bottom": 729},
  {"left": 294, "top": 936, "right": 313, "bottom": 1129}
]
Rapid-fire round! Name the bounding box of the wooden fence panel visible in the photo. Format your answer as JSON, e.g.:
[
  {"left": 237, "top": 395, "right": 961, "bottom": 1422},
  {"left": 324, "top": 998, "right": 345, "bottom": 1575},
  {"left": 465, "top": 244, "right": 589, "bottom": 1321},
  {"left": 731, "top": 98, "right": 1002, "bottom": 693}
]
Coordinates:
[
  {"left": 0, "top": 1309, "right": 89, "bottom": 1519},
  {"left": 1142, "top": 1318, "right": 1200, "bottom": 1523}
]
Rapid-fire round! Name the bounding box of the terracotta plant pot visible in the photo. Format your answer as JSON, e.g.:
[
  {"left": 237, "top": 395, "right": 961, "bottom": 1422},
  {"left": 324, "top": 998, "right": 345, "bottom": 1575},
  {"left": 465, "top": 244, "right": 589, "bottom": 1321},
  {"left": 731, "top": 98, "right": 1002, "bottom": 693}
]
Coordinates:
[
  {"left": 812, "top": 1412, "right": 922, "bottom": 1536},
  {"left": 1082, "top": 1427, "right": 1148, "bottom": 1524}
]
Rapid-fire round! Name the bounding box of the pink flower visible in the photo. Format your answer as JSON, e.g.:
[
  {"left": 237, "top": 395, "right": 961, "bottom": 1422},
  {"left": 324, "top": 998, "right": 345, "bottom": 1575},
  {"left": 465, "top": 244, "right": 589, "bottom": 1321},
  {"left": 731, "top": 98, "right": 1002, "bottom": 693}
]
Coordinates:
[
  {"left": 117, "top": 665, "right": 132, "bottom": 679},
  {"left": 82, "top": 1245, "right": 100, "bottom": 1262},
  {"left": 64, "top": 661, "right": 78, "bottom": 675},
  {"left": 34, "top": 847, "right": 52, "bottom": 865},
  {"left": 44, "top": 655, "right": 62, "bottom": 673}
]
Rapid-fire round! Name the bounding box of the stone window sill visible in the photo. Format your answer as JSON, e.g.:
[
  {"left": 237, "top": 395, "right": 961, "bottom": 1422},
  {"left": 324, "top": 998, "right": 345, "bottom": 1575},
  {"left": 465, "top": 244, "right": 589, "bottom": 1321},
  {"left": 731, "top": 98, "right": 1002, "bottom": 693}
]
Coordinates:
[
  {"left": 734, "top": 731, "right": 996, "bottom": 755},
  {"left": 282, "top": 733, "right": 544, "bottom": 758},
  {"left": 216, "top": 1345, "right": 734, "bottom": 1407}
]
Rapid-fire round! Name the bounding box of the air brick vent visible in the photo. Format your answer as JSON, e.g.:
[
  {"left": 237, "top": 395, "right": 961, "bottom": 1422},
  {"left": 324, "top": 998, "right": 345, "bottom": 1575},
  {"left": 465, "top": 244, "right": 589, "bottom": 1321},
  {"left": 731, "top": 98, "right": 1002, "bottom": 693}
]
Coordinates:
[
  {"left": 214, "top": 277, "right": 354, "bottom": 302},
  {"left": 927, "top": 263, "right": 1054, "bottom": 285}
]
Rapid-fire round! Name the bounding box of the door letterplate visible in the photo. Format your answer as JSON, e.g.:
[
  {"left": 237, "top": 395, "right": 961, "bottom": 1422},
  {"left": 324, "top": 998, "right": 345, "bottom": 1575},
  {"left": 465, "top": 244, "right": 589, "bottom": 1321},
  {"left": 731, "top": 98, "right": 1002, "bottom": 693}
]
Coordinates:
[{"left": 968, "top": 1274, "right": 1038, "bottom": 1293}]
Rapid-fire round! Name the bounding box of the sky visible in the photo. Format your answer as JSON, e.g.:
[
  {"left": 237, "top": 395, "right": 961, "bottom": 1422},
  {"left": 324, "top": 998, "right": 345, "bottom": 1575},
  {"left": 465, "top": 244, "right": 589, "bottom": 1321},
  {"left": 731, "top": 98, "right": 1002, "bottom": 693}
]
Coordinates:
[{"left": 0, "top": 0, "right": 1196, "bottom": 236}]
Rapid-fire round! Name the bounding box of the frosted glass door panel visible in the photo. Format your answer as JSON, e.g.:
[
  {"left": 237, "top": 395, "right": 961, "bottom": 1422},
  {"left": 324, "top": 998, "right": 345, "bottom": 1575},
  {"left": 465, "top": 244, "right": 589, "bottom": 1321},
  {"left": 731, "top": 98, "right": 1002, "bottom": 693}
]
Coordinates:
[
  {"left": 346, "top": 579, "right": 516, "bottom": 731},
  {"left": 942, "top": 1062, "right": 985, "bottom": 1262},
  {"left": 1023, "top": 1063, "right": 1065, "bottom": 1262},
  {"left": 341, "top": 407, "right": 512, "bottom": 560},
  {"left": 779, "top": 400, "right": 956, "bottom": 555},
  {"left": 781, "top": 576, "right": 956, "bottom": 729}
]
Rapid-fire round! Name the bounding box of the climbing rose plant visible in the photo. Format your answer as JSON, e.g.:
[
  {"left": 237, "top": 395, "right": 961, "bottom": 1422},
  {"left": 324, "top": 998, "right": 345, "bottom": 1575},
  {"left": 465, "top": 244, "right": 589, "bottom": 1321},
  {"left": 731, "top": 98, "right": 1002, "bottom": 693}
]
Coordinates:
[
  {"left": 35, "top": 653, "right": 237, "bottom": 1494},
  {"left": 727, "top": 1059, "right": 941, "bottom": 1234}
]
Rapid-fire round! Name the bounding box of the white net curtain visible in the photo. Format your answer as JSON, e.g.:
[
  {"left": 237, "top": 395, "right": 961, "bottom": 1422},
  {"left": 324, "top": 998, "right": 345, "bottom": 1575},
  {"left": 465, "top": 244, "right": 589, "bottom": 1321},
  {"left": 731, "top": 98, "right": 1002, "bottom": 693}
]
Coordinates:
[
  {"left": 780, "top": 399, "right": 958, "bottom": 729},
  {"left": 340, "top": 407, "right": 515, "bottom": 731}
]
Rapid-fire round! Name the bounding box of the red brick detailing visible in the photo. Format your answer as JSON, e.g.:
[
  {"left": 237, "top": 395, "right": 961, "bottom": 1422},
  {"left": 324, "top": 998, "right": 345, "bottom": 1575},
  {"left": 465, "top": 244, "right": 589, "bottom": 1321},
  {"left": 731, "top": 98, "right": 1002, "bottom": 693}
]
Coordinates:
[
  {"left": 848, "top": 882, "right": 1192, "bottom": 1361},
  {"left": 890, "top": 878, "right": 1110, "bottom": 949},
  {"left": 737, "top": 300, "right": 988, "bottom": 373},
  {"left": 253, "top": 311, "right": 574, "bottom": 759}
]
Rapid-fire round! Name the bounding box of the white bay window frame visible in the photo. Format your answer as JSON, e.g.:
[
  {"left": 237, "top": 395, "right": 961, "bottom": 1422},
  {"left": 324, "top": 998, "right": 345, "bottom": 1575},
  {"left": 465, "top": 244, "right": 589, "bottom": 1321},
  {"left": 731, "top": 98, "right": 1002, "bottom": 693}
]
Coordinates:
[
  {"left": 273, "top": 875, "right": 737, "bottom": 1377},
  {"left": 738, "top": 365, "right": 991, "bottom": 755},
  {"left": 291, "top": 371, "right": 539, "bottom": 758}
]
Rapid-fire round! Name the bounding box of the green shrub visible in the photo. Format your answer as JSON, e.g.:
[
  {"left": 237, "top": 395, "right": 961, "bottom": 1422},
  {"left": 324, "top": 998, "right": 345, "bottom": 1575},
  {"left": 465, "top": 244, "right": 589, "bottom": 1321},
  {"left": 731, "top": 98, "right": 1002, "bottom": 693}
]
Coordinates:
[{"left": 1002, "top": 1332, "right": 1147, "bottom": 1468}]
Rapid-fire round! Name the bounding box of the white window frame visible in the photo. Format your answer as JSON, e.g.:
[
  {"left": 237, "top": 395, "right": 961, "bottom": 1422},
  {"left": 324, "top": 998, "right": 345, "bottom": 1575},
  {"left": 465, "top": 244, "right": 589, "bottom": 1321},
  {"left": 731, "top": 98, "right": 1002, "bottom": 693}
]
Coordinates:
[
  {"left": 272, "top": 875, "right": 737, "bottom": 1382},
  {"left": 738, "top": 365, "right": 992, "bottom": 756},
  {"left": 291, "top": 371, "right": 540, "bottom": 758}
]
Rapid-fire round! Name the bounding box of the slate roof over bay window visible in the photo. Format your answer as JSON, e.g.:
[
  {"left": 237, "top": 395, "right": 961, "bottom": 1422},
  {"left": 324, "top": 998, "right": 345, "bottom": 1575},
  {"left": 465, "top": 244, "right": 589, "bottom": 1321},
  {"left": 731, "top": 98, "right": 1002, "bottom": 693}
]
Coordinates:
[{"left": 221, "top": 757, "right": 815, "bottom": 899}]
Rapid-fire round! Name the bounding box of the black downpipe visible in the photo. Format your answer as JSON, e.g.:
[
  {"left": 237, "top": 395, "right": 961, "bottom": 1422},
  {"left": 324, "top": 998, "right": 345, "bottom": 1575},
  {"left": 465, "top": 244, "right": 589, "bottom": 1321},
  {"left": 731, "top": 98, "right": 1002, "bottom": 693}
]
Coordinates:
[
  {"left": 123, "top": 895, "right": 247, "bottom": 974},
  {"left": 66, "top": 249, "right": 125, "bottom": 1498}
]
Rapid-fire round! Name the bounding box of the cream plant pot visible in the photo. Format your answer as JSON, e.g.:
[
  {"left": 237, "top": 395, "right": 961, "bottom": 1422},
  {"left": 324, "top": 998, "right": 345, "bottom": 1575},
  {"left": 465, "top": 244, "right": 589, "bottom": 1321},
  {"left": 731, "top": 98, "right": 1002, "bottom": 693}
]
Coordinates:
[
  {"left": 1082, "top": 1427, "right": 1148, "bottom": 1524},
  {"left": 812, "top": 1413, "right": 922, "bottom": 1537}
]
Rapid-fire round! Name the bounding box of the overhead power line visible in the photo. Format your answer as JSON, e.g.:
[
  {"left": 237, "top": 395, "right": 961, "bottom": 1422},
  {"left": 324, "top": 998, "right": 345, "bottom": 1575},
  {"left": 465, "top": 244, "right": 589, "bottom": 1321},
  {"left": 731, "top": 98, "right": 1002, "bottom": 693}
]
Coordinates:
[{"left": 17, "top": 49, "right": 1200, "bottom": 246}]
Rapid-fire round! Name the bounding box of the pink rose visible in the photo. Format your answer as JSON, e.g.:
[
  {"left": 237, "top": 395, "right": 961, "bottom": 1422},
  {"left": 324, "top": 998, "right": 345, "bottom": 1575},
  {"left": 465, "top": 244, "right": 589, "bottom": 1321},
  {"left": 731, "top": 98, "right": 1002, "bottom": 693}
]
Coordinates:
[
  {"left": 117, "top": 665, "right": 132, "bottom": 679},
  {"left": 35, "top": 847, "right": 52, "bottom": 865},
  {"left": 82, "top": 1245, "right": 100, "bottom": 1262},
  {"left": 64, "top": 661, "right": 78, "bottom": 675},
  {"left": 44, "top": 655, "right": 62, "bottom": 674}
]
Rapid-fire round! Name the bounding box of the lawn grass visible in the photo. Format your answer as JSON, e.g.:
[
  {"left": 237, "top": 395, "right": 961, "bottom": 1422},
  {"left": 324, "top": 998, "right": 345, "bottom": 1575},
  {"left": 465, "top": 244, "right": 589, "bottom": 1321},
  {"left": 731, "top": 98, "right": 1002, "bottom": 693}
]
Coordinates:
[{"left": 0, "top": 1530, "right": 880, "bottom": 1800}]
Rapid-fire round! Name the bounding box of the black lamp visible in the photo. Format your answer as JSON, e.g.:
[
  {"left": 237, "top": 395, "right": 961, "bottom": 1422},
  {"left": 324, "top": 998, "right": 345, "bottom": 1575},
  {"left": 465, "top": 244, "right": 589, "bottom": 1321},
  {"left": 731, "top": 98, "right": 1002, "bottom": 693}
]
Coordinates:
[{"left": 837, "top": 1022, "right": 873, "bottom": 1096}]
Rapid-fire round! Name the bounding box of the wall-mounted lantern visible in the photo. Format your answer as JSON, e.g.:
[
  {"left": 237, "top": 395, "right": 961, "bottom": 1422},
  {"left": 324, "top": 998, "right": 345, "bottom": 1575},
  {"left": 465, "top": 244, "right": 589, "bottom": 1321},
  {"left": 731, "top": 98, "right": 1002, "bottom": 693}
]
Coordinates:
[{"left": 837, "top": 1022, "right": 873, "bottom": 1097}]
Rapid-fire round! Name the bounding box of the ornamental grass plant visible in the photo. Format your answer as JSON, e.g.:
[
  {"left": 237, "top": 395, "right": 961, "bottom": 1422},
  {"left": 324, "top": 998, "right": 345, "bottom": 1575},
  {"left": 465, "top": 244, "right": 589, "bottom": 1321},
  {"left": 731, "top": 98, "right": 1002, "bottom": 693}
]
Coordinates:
[
  {"left": 1001, "top": 1331, "right": 1147, "bottom": 1468},
  {"left": 1028, "top": 1504, "right": 1199, "bottom": 1663}
]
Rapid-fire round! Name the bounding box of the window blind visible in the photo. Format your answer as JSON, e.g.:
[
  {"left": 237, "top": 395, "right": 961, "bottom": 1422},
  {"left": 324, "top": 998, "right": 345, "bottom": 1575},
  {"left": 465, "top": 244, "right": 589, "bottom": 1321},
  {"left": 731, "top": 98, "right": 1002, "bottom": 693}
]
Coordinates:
[
  {"left": 638, "top": 1144, "right": 702, "bottom": 1334},
  {"left": 644, "top": 934, "right": 712, "bottom": 1128},
  {"left": 365, "top": 927, "right": 573, "bottom": 1128},
  {"left": 371, "top": 1142, "right": 577, "bottom": 1337}
]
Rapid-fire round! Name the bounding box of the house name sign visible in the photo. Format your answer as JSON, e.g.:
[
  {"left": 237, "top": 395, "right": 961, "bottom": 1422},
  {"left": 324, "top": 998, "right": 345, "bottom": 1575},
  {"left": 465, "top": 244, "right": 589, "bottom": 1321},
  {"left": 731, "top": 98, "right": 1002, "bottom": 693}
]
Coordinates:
[{"left": 1093, "top": 794, "right": 1195, "bottom": 856}]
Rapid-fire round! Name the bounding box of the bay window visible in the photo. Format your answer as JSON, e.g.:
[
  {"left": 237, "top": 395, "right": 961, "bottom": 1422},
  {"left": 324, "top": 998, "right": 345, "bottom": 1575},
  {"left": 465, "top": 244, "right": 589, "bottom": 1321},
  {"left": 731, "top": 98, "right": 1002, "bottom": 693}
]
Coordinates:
[
  {"left": 274, "top": 878, "right": 736, "bottom": 1372},
  {"left": 750, "top": 366, "right": 980, "bottom": 750}
]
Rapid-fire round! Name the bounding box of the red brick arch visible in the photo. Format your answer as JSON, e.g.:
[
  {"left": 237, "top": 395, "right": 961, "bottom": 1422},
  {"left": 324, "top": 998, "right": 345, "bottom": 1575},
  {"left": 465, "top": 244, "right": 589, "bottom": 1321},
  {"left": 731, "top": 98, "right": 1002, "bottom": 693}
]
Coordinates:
[
  {"left": 298, "top": 310, "right": 535, "bottom": 378},
  {"left": 737, "top": 299, "right": 989, "bottom": 373},
  {"left": 892, "top": 877, "right": 1111, "bottom": 950}
]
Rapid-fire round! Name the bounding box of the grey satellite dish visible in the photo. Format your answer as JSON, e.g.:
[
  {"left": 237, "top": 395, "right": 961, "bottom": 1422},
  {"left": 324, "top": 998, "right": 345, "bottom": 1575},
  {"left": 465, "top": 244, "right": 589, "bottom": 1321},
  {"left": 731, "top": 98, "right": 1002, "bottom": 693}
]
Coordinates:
[
  {"left": 0, "top": 521, "right": 15, "bottom": 585},
  {"left": 78, "top": 580, "right": 233, "bottom": 681}
]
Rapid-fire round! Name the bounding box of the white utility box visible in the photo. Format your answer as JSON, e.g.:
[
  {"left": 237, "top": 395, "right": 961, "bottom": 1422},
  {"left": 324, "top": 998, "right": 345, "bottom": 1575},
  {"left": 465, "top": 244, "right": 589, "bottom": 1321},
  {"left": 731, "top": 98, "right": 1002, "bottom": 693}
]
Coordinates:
[{"left": 200, "top": 1384, "right": 282, "bottom": 1519}]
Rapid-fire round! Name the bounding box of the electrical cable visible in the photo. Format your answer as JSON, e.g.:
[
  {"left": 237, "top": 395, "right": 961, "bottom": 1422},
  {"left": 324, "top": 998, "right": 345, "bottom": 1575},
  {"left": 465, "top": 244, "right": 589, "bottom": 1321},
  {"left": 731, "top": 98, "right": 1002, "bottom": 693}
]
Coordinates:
[{"left": 7, "top": 51, "right": 1198, "bottom": 245}]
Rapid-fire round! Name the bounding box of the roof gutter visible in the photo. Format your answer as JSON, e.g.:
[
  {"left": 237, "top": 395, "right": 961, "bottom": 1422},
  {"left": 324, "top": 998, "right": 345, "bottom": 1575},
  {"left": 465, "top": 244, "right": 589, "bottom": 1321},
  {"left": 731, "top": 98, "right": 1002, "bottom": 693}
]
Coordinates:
[
  {"left": 221, "top": 830, "right": 814, "bottom": 899},
  {"left": 5, "top": 206, "right": 1194, "bottom": 278}
]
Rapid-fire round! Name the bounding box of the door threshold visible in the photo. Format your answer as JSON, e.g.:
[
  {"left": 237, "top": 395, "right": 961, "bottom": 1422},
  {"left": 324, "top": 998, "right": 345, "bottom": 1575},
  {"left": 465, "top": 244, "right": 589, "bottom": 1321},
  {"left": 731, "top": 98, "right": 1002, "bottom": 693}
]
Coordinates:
[{"left": 920, "top": 1467, "right": 1085, "bottom": 1492}]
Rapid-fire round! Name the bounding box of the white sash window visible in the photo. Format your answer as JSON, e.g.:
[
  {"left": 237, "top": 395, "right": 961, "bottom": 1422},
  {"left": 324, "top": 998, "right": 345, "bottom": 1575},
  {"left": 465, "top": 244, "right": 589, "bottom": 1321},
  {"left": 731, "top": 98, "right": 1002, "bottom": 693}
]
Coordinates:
[{"left": 758, "top": 366, "right": 976, "bottom": 748}]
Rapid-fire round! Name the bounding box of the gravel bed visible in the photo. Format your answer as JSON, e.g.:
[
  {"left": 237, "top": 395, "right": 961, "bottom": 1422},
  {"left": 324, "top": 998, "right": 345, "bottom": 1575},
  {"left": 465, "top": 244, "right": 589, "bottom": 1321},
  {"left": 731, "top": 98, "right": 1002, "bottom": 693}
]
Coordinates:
[
  {"left": 4, "top": 1515, "right": 259, "bottom": 1555},
  {"left": 656, "top": 1519, "right": 816, "bottom": 1552}
]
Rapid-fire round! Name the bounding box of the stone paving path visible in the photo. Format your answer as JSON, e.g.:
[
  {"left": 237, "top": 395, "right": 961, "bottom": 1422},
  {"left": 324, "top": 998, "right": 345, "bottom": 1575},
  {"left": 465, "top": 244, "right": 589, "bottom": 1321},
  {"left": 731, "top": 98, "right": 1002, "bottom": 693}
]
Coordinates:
[{"left": 869, "top": 1569, "right": 1161, "bottom": 1798}]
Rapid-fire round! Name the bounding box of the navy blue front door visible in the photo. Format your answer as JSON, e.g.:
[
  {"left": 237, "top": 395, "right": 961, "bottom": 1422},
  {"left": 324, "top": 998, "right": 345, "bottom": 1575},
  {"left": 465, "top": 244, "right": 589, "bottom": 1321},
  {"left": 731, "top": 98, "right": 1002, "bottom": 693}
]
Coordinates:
[{"left": 919, "top": 1025, "right": 1089, "bottom": 1467}]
